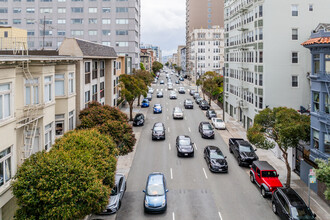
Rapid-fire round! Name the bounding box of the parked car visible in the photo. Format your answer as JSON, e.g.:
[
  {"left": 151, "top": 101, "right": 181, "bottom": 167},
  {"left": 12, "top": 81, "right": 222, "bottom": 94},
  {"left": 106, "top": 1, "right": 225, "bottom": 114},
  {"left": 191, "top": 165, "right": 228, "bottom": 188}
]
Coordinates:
[
  {"left": 152, "top": 79, "right": 157, "bottom": 84},
  {"left": 160, "top": 80, "right": 164, "bottom": 85},
  {"left": 169, "top": 91, "right": 177, "bottom": 99},
  {"left": 173, "top": 107, "right": 184, "bottom": 119},
  {"left": 178, "top": 87, "right": 185, "bottom": 94},
  {"left": 143, "top": 173, "right": 168, "bottom": 213},
  {"left": 250, "top": 161, "right": 283, "bottom": 197},
  {"left": 157, "top": 91, "right": 163, "bottom": 98},
  {"left": 193, "top": 92, "right": 200, "bottom": 99},
  {"left": 272, "top": 187, "right": 316, "bottom": 220},
  {"left": 179, "top": 77, "right": 184, "bottom": 81},
  {"left": 203, "top": 146, "right": 228, "bottom": 173},
  {"left": 229, "top": 138, "right": 258, "bottom": 166},
  {"left": 141, "top": 99, "right": 150, "bottom": 108},
  {"left": 184, "top": 99, "right": 194, "bottom": 109},
  {"left": 100, "top": 174, "right": 126, "bottom": 214},
  {"left": 148, "top": 88, "right": 154, "bottom": 94},
  {"left": 195, "top": 97, "right": 203, "bottom": 105},
  {"left": 133, "top": 113, "right": 145, "bottom": 126},
  {"left": 146, "top": 93, "right": 152, "bottom": 101},
  {"left": 153, "top": 104, "right": 162, "bottom": 114},
  {"left": 199, "top": 100, "right": 210, "bottom": 110},
  {"left": 199, "top": 122, "right": 215, "bottom": 139},
  {"left": 176, "top": 135, "right": 194, "bottom": 157},
  {"left": 151, "top": 122, "right": 166, "bottom": 140},
  {"left": 175, "top": 80, "right": 180, "bottom": 84},
  {"left": 211, "top": 118, "right": 226, "bottom": 130},
  {"left": 190, "top": 89, "right": 196, "bottom": 96},
  {"left": 206, "top": 109, "right": 217, "bottom": 119}
]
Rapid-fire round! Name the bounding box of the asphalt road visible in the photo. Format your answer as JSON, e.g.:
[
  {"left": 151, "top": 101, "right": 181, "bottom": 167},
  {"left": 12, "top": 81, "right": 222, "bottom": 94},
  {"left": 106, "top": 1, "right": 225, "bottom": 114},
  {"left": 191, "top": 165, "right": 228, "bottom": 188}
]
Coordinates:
[{"left": 99, "top": 72, "right": 280, "bottom": 220}]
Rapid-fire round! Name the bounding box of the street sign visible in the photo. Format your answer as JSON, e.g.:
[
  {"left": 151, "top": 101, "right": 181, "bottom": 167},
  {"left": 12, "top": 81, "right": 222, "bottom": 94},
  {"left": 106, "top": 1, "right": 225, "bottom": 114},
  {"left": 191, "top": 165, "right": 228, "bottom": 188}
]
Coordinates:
[
  {"left": 309, "top": 169, "right": 315, "bottom": 176},
  {"left": 308, "top": 169, "right": 317, "bottom": 207},
  {"left": 310, "top": 176, "right": 316, "bottom": 183}
]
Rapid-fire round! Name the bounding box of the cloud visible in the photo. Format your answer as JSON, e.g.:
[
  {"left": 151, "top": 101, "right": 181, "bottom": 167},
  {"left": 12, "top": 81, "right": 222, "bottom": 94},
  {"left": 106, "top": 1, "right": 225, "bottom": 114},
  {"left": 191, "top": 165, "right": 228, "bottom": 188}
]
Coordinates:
[{"left": 141, "top": 0, "right": 186, "bottom": 56}]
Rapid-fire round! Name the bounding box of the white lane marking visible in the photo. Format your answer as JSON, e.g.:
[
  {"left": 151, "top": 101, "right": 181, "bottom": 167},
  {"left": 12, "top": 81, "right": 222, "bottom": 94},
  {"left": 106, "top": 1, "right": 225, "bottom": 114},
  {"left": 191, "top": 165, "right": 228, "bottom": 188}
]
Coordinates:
[
  {"left": 172, "top": 212, "right": 175, "bottom": 220},
  {"left": 170, "top": 168, "right": 173, "bottom": 179},
  {"left": 185, "top": 116, "right": 187, "bottom": 120},
  {"left": 156, "top": 89, "right": 159, "bottom": 91},
  {"left": 169, "top": 143, "right": 171, "bottom": 150},
  {"left": 188, "top": 127, "right": 191, "bottom": 132},
  {"left": 194, "top": 143, "right": 197, "bottom": 150},
  {"left": 167, "top": 116, "right": 169, "bottom": 120},
  {"left": 161, "top": 88, "right": 163, "bottom": 91},
  {"left": 166, "top": 102, "right": 168, "bottom": 105},
  {"left": 165, "top": 89, "right": 168, "bottom": 91},
  {"left": 218, "top": 212, "right": 223, "bottom": 220},
  {"left": 167, "top": 108, "right": 168, "bottom": 112},
  {"left": 168, "top": 127, "right": 170, "bottom": 133},
  {"left": 202, "top": 168, "right": 208, "bottom": 179},
  {"left": 180, "top": 102, "right": 182, "bottom": 105}
]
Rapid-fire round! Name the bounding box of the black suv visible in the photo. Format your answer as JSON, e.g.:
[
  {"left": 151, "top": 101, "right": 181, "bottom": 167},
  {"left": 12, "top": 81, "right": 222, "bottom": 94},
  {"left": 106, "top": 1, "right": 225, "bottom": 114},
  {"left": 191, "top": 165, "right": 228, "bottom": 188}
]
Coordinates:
[
  {"left": 206, "top": 109, "right": 217, "bottom": 119},
  {"left": 199, "top": 100, "right": 210, "bottom": 110},
  {"left": 176, "top": 135, "right": 194, "bottom": 157},
  {"left": 199, "top": 122, "right": 215, "bottom": 139},
  {"left": 272, "top": 187, "right": 316, "bottom": 220},
  {"left": 133, "top": 113, "right": 145, "bottom": 126},
  {"left": 151, "top": 123, "right": 166, "bottom": 140},
  {"left": 184, "top": 99, "right": 194, "bottom": 109}
]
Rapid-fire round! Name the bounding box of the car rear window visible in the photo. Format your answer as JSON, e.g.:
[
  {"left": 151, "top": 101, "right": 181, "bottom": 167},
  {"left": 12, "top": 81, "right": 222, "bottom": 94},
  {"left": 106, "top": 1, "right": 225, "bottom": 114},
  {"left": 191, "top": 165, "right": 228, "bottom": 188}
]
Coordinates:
[
  {"left": 202, "top": 124, "right": 212, "bottom": 130},
  {"left": 179, "top": 138, "right": 191, "bottom": 145},
  {"left": 262, "top": 171, "right": 277, "bottom": 177}
]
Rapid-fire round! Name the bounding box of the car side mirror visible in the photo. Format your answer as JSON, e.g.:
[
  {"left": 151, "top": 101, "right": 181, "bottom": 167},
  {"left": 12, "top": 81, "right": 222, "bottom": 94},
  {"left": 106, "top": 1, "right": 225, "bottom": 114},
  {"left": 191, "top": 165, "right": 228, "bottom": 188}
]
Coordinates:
[
  {"left": 143, "top": 190, "right": 146, "bottom": 193},
  {"left": 314, "top": 214, "right": 317, "bottom": 218},
  {"left": 254, "top": 149, "right": 257, "bottom": 151},
  {"left": 224, "top": 156, "right": 227, "bottom": 159},
  {"left": 249, "top": 165, "right": 252, "bottom": 168},
  {"left": 257, "top": 174, "right": 260, "bottom": 177},
  {"left": 166, "top": 189, "right": 169, "bottom": 193},
  {"left": 277, "top": 174, "right": 279, "bottom": 177}
]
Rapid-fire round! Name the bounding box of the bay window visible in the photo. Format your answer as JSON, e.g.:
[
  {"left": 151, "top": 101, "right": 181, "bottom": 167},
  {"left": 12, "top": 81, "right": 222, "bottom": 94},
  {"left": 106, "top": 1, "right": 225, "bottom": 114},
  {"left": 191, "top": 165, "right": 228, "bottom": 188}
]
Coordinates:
[{"left": 0, "top": 83, "right": 11, "bottom": 120}]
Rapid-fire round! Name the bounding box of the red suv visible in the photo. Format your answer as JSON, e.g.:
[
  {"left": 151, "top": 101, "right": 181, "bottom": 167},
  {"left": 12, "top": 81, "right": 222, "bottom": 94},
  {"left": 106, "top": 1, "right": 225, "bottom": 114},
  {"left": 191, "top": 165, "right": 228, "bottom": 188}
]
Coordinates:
[{"left": 250, "top": 161, "right": 283, "bottom": 197}]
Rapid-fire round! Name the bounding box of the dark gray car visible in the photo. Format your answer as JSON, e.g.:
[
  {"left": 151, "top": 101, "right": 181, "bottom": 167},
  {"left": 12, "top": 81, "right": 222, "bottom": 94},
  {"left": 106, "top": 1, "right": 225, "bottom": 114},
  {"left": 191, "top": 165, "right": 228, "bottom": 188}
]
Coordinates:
[{"left": 101, "top": 174, "right": 126, "bottom": 214}]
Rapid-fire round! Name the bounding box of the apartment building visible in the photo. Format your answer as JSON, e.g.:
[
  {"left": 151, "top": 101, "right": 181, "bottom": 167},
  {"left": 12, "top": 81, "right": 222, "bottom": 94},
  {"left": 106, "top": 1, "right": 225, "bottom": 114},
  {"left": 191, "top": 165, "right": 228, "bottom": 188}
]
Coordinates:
[
  {"left": 172, "top": 53, "right": 178, "bottom": 66},
  {"left": 140, "top": 48, "right": 152, "bottom": 72},
  {"left": 0, "top": 0, "right": 141, "bottom": 69},
  {"left": 186, "top": 0, "right": 224, "bottom": 77},
  {"left": 189, "top": 26, "right": 224, "bottom": 77},
  {"left": 180, "top": 47, "right": 186, "bottom": 73},
  {"left": 0, "top": 53, "right": 78, "bottom": 219},
  {"left": 177, "top": 45, "right": 185, "bottom": 68},
  {"left": 58, "top": 38, "right": 118, "bottom": 120},
  {"left": 0, "top": 26, "right": 27, "bottom": 50},
  {"left": 140, "top": 44, "right": 162, "bottom": 63}
]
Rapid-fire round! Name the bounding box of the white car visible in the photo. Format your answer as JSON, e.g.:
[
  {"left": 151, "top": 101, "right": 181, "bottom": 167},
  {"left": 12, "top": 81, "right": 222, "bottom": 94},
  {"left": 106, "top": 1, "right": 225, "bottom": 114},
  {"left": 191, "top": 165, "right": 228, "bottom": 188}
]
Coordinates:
[
  {"left": 173, "top": 107, "right": 184, "bottom": 119},
  {"left": 169, "top": 91, "right": 177, "bottom": 99},
  {"left": 211, "top": 118, "right": 226, "bottom": 130},
  {"left": 168, "top": 84, "right": 173, "bottom": 90},
  {"left": 148, "top": 88, "right": 154, "bottom": 94}
]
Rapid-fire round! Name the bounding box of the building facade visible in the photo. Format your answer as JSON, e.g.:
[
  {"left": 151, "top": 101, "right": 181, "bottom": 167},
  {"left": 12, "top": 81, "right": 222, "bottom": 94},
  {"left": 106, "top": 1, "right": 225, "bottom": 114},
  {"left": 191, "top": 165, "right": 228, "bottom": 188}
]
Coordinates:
[
  {"left": 177, "top": 45, "right": 185, "bottom": 68},
  {"left": 186, "top": 0, "right": 224, "bottom": 77},
  {"left": 180, "top": 47, "right": 186, "bottom": 73},
  {"left": 0, "top": 0, "right": 141, "bottom": 69},
  {"left": 140, "top": 48, "right": 152, "bottom": 72},
  {"left": 188, "top": 26, "right": 224, "bottom": 77},
  {"left": 0, "top": 26, "right": 27, "bottom": 50},
  {"left": 140, "top": 44, "right": 162, "bottom": 63}
]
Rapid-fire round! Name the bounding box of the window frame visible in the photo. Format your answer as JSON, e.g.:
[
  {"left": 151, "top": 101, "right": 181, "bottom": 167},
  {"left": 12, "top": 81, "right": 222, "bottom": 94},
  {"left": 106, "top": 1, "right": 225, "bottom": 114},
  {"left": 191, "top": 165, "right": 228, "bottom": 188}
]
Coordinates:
[
  {"left": 0, "top": 83, "right": 12, "bottom": 121},
  {"left": 0, "top": 146, "right": 12, "bottom": 188}
]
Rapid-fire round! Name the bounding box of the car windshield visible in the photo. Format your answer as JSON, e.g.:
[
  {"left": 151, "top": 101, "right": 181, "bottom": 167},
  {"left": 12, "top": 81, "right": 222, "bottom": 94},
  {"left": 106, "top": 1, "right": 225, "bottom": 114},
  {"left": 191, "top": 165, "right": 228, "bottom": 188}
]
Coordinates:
[
  {"left": 179, "top": 138, "right": 191, "bottom": 145},
  {"left": 203, "top": 124, "right": 213, "bottom": 130},
  {"left": 210, "top": 111, "right": 216, "bottom": 114},
  {"left": 210, "top": 151, "right": 224, "bottom": 159},
  {"left": 290, "top": 206, "right": 314, "bottom": 219},
  {"left": 142, "top": 100, "right": 148, "bottom": 103},
  {"left": 262, "top": 171, "right": 277, "bottom": 177},
  {"left": 174, "top": 108, "right": 182, "bottom": 113},
  {"left": 239, "top": 145, "right": 253, "bottom": 152},
  {"left": 110, "top": 186, "right": 118, "bottom": 196},
  {"left": 154, "top": 104, "right": 161, "bottom": 108},
  {"left": 215, "top": 119, "right": 223, "bottom": 122},
  {"left": 147, "top": 184, "right": 165, "bottom": 196},
  {"left": 154, "top": 126, "right": 163, "bottom": 131}
]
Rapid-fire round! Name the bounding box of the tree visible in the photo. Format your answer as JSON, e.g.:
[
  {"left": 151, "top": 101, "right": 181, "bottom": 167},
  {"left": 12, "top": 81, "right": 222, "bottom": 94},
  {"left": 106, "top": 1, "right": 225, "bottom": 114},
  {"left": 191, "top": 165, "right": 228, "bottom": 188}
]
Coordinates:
[
  {"left": 199, "top": 71, "right": 223, "bottom": 105},
  {"left": 165, "top": 62, "right": 169, "bottom": 67},
  {"left": 12, "top": 129, "right": 117, "bottom": 219},
  {"left": 247, "top": 107, "right": 310, "bottom": 187},
  {"left": 119, "top": 74, "right": 146, "bottom": 121},
  {"left": 152, "top": 61, "right": 163, "bottom": 73},
  {"left": 174, "top": 66, "right": 182, "bottom": 73},
  {"left": 140, "top": 62, "right": 145, "bottom": 70},
  {"left": 134, "top": 69, "right": 153, "bottom": 106},
  {"left": 315, "top": 159, "right": 330, "bottom": 200}
]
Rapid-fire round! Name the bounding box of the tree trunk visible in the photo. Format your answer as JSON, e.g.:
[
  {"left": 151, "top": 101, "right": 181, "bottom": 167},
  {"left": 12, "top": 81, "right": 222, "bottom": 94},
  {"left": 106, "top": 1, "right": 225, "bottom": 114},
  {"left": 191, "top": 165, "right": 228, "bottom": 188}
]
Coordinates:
[
  {"left": 129, "top": 102, "right": 134, "bottom": 121},
  {"left": 282, "top": 150, "right": 291, "bottom": 187},
  {"left": 208, "top": 95, "right": 212, "bottom": 106},
  {"left": 202, "top": 89, "right": 205, "bottom": 100},
  {"left": 137, "top": 95, "right": 141, "bottom": 106}
]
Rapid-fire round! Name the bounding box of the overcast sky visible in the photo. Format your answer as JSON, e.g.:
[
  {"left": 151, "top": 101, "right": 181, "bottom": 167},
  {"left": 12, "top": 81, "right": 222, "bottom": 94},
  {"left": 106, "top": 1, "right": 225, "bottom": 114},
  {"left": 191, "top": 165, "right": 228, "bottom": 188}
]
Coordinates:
[{"left": 141, "top": 0, "right": 186, "bottom": 56}]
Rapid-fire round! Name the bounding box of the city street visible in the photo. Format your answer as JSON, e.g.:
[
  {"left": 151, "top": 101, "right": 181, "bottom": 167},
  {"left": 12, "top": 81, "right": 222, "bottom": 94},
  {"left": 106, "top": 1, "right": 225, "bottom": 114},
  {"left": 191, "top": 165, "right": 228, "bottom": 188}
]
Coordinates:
[{"left": 110, "top": 72, "right": 280, "bottom": 220}]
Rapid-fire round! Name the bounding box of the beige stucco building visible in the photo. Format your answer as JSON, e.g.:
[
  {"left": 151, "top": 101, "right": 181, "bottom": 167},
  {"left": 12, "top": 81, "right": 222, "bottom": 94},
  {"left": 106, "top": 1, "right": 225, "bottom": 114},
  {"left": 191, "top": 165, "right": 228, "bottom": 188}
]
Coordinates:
[{"left": 0, "top": 26, "right": 27, "bottom": 51}]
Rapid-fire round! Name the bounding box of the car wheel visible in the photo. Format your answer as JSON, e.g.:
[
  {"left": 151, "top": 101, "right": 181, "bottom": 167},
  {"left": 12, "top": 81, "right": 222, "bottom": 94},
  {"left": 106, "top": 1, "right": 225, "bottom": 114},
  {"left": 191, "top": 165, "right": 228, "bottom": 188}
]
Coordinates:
[
  {"left": 118, "top": 201, "right": 121, "bottom": 210},
  {"left": 191, "top": 152, "right": 194, "bottom": 157},
  {"left": 229, "top": 147, "right": 233, "bottom": 153},
  {"left": 177, "top": 151, "right": 180, "bottom": 157},
  {"left": 272, "top": 202, "right": 277, "bottom": 214},
  {"left": 238, "top": 158, "right": 242, "bottom": 166},
  {"left": 261, "top": 187, "right": 267, "bottom": 198},
  {"left": 250, "top": 174, "right": 254, "bottom": 183}
]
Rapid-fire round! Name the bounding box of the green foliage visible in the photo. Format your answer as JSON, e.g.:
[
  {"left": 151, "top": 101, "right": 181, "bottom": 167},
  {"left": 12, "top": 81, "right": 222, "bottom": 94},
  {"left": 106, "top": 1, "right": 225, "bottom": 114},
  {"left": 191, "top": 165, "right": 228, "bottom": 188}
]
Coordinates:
[
  {"left": 198, "top": 71, "right": 224, "bottom": 105},
  {"left": 152, "top": 61, "right": 163, "bottom": 73},
  {"left": 165, "top": 62, "right": 169, "bottom": 67},
  {"left": 315, "top": 159, "right": 330, "bottom": 200},
  {"left": 12, "top": 129, "right": 117, "bottom": 219},
  {"left": 134, "top": 69, "right": 154, "bottom": 87},
  {"left": 140, "top": 62, "right": 145, "bottom": 70}
]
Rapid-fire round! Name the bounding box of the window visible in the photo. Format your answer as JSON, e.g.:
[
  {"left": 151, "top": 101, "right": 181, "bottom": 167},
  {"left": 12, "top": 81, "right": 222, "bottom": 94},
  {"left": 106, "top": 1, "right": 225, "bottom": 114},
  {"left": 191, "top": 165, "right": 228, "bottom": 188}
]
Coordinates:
[
  {"left": 89, "top": 18, "right": 97, "bottom": 24},
  {"left": 102, "top": 42, "right": 111, "bottom": 46},
  {"left": 92, "top": 84, "right": 97, "bottom": 101},
  {"left": 0, "top": 19, "right": 8, "bottom": 25},
  {"left": 292, "top": 52, "right": 298, "bottom": 63},
  {"left": 116, "top": 19, "right": 128, "bottom": 24},
  {"left": 0, "top": 83, "right": 11, "bottom": 120},
  {"left": 313, "top": 92, "right": 319, "bottom": 112},
  {"left": 26, "top": 8, "right": 35, "bottom": 13},
  {"left": 313, "top": 129, "right": 319, "bottom": 149},
  {"left": 55, "top": 114, "right": 64, "bottom": 136},
  {"left": 57, "top": 30, "right": 65, "bottom": 36},
  {"left": 102, "top": 30, "right": 111, "bottom": 36},
  {"left": 85, "top": 62, "right": 91, "bottom": 84},
  {"left": 40, "top": 8, "right": 52, "bottom": 13},
  {"left": 88, "top": 30, "right": 97, "bottom": 36},
  {"left": 100, "top": 61, "right": 105, "bottom": 77},
  {"left": 0, "top": 147, "right": 12, "bottom": 187},
  {"left": 102, "top": 19, "right": 111, "bottom": 24},
  {"left": 71, "top": 19, "right": 83, "bottom": 24},
  {"left": 259, "top": 74, "right": 263, "bottom": 86},
  {"left": 100, "top": 82, "right": 104, "bottom": 98},
  {"left": 71, "top": 7, "right": 83, "bottom": 13},
  {"left": 55, "top": 74, "right": 65, "bottom": 96},
  {"left": 58, "top": 7, "right": 66, "bottom": 13},
  {"left": 71, "top": 30, "right": 83, "bottom": 36},
  {"left": 292, "top": 5, "right": 298, "bottom": 16},
  {"left": 89, "top": 7, "right": 97, "bottom": 13},
  {"left": 44, "top": 76, "right": 53, "bottom": 103},
  {"left": 44, "top": 123, "right": 53, "bottom": 150},
  {"left": 116, "top": 30, "right": 128, "bottom": 35},
  {"left": 102, "top": 7, "right": 111, "bottom": 13},
  {"left": 13, "top": 19, "right": 21, "bottom": 24},
  {"left": 25, "top": 78, "right": 39, "bottom": 105},
  {"left": 259, "top": 97, "right": 263, "bottom": 109},
  {"left": 68, "top": 72, "right": 74, "bottom": 94},
  {"left": 58, "top": 19, "right": 66, "bottom": 24},
  {"left": 85, "top": 91, "right": 90, "bottom": 107},
  {"left": 0, "top": 8, "right": 8, "bottom": 13},
  {"left": 116, "top": 42, "right": 128, "bottom": 47},
  {"left": 259, "top": 5, "right": 263, "bottom": 17},
  {"left": 313, "top": 54, "right": 320, "bottom": 74},
  {"left": 69, "top": 110, "right": 74, "bottom": 130},
  {"left": 259, "top": 28, "right": 263, "bottom": 40},
  {"left": 292, "top": 28, "right": 298, "bottom": 40},
  {"left": 325, "top": 94, "right": 330, "bottom": 114},
  {"left": 116, "top": 7, "right": 128, "bottom": 12},
  {"left": 259, "top": 51, "right": 263, "bottom": 63},
  {"left": 92, "top": 61, "right": 98, "bottom": 79},
  {"left": 309, "top": 4, "right": 313, "bottom": 11},
  {"left": 27, "top": 30, "right": 35, "bottom": 36},
  {"left": 324, "top": 133, "right": 330, "bottom": 154},
  {"left": 292, "top": 75, "right": 298, "bottom": 87},
  {"left": 13, "top": 8, "right": 21, "bottom": 13}
]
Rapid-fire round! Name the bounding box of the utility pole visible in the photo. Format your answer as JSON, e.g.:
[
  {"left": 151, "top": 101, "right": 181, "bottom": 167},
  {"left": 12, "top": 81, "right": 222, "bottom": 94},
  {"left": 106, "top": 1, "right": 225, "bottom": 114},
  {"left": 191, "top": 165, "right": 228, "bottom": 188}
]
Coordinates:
[
  {"left": 42, "top": 15, "right": 45, "bottom": 50},
  {"left": 223, "top": 66, "right": 225, "bottom": 122}
]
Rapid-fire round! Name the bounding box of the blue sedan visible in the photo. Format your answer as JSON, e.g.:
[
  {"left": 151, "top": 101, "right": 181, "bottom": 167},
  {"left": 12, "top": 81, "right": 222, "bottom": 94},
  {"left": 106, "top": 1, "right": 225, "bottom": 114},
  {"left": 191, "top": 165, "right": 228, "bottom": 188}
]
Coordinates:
[
  {"left": 141, "top": 99, "right": 149, "bottom": 108},
  {"left": 153, "top": 104, "right": 162, "bottom": 114},
  {"left": 143, "top": 173, "right": 168, "bottom": 213}
]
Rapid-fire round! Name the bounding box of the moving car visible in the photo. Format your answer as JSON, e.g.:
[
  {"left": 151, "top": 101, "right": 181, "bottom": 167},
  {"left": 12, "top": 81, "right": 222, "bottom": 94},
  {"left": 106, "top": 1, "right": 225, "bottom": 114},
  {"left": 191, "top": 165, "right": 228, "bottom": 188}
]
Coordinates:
[
  {"left": 178, "top": 87, "right": 185, "bottom": 94},
  {"left": 272, "top": 187, "right": 316, "bottom": 220},
  {"left": 168, "top": 84, "right": 173, "bottom": 90},
  {"left": 157, "top": 91, "right": 163, "bottom": 98},
  {"left": 173, "top": 107, "right": 184, "bottom": 119},
  {"left": 190, "top": 89, "right": 196, "bottom": 96},
  {"left": 229, "top": 138, "right": 258, "bottom": 166},
  {"left": 152, "top": 79, "right": 157, "bottom": 84},
  {"left": 169, "top": 91, "right": 177, "bottom": 99},
  {"left": 206, "top": 109, "right": 217, "bottom": 119},
  {"left": 195, "top": 97, "right": 203, "bottom": 105},
  {"left": 100, "top": 174, "right": 126, "bottom": 214},
  {"left": 151, "top": 122, "right": 166, "bottom": 140},
  {"left": 203, "top": 146, "right": 228, "bottom": 173},
  {"left": 199, "top": 122, "right": 215, "bottom": 139},
  {"left": 176, "top": 135, "right": 194, "bottom": 157},
  {"left": 175, "top": 80, "right": 180, "bottom": 84},
  {"left": 184, "top": 99, "right": 194, "bottom": 109},
  {"left": 160, "top": 80, "right": 164, "bottom": 85},
  {"left": 153, "top": 104, "right": 162, "bottom": 114},
  {"left": 141, "top": 99, "right": 150, "bottom": 108},
  {"left": 250, "top": 161, "right": 283, "bottom": 197},
  {"left": 133, "top": 113, "right": 145, "bottom": 126},
  {"left": 199, "top": 100, "right": 210, "bottom": 110},
  {"left": 146, "top": 93, "right": 152, "bottom": 101},
  {"left": 211, "top": 118, "right": 226, "bottom": 130},
  {"left": 179, "top": 77, "right": 184, "bottom": 81},
  {"left": 143, "top": 173, "right": 168, "bottom": 213}
]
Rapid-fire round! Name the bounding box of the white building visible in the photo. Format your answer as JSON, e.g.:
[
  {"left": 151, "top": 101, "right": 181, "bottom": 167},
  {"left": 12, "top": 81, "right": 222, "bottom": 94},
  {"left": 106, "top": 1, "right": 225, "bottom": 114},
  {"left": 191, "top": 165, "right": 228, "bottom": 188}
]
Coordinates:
[
  {"left": 188, "top": 26, "right": 225, "bottom": 77},
  {"left": 224, "top": 0, "right": 330, "bottom": 130}
]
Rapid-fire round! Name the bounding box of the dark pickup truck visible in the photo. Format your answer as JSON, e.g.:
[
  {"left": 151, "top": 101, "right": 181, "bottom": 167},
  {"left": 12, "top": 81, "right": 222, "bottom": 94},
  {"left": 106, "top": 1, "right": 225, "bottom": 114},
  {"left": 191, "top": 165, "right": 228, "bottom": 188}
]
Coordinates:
[{"left": 229, "top": 138, "right": 258, "bottom": 166}]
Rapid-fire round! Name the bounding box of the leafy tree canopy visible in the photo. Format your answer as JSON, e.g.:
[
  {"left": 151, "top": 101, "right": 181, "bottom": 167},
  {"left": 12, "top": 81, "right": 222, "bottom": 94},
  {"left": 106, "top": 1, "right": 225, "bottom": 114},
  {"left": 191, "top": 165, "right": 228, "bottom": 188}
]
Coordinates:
[
  {"left": 165, "top": 62, "right": 169, "bottom": 67},
  {"left": 134, "top": 69, "right": 154, "bottom": 87},
  {"left": 315, "top": 159, "right": 330, "bottom": 200},
  {"left": 152, "top": 61, "right": 163, "bottom": 73},
  {"left": 140, "top": 62, "right": 145, "bottom": 70}
]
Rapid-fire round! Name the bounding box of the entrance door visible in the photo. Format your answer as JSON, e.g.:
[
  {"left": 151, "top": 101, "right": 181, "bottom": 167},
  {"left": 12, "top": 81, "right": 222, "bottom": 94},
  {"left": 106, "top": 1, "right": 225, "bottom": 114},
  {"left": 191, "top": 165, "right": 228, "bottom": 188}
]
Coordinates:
[{"left": 294, "top": 145, "right": 303, "bottom": 175}]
